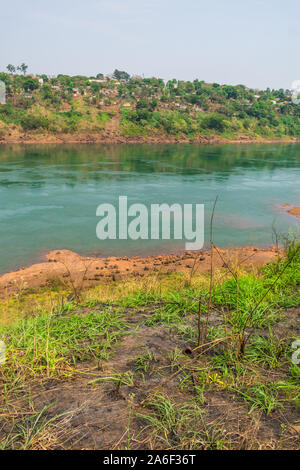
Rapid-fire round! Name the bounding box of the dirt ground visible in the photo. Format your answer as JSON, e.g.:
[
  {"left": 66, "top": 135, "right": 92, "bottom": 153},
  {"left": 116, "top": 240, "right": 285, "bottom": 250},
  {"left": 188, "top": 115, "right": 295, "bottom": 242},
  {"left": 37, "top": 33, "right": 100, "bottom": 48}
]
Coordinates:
[
  {"left": 0, "top": 246, "right": 279, "bottom": 299},
  {"left": 4, "top": 304, "right": 299, "bottom": 450}
]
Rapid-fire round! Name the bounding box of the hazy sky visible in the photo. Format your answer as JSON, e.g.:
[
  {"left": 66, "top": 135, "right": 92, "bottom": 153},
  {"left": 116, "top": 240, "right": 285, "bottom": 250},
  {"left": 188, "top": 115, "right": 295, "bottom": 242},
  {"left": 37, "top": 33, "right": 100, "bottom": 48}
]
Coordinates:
[{"left": 1, "top": 0, "right": 299, "bottom": 89}]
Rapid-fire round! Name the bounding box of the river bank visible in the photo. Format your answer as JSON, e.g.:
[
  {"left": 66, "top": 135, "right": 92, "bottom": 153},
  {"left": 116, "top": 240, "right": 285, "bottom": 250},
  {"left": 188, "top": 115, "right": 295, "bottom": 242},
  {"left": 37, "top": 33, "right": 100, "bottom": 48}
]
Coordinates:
[
  {"left": 288, "top": 207, "right": 300, "bottom": 218},
  {"left": 0, "top": 242, "right": 299, "bottom": 450},
  {"left": 0, "top": 131, "right": 299, "bottom": 145},
  {"left": 0, "top": 246, "right": 279, "bottom": 300}
]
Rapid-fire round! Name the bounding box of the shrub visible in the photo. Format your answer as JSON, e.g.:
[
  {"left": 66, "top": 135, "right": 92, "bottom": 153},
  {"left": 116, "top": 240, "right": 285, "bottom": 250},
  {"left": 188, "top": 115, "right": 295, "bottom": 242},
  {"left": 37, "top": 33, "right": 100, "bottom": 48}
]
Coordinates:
[
  {"left": 20, "top": 113, "right": 49, "bottom": 131},
  {"left": 201, "top": 113, "right": 226, "bottom": 132}
]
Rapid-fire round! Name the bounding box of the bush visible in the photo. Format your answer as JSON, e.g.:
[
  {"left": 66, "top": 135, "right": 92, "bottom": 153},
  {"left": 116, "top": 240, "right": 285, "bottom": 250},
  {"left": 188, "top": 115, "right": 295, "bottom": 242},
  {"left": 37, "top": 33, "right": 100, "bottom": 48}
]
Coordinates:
[
  {"left": 0, "top": 104, "right": 14, "bottom": 118},
  {"left": 20, "top": 113, "right": 49, "bottom": 131},
  {"left": 21, "top": 77, "right": 39, "bottom": 92},
  {"left": 121, "top": 121, "right": 145, "bottom": 136},
  {"left": 201, "top": 113, "right": 226, "bottom": 132}
]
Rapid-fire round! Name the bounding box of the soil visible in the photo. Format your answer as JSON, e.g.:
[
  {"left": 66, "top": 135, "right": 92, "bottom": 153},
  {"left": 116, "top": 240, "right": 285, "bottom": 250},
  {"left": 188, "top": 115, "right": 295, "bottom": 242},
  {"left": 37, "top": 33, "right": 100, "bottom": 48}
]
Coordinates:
[
  {"left": 0, "top": 126, "right": 299, "bottom": 145},
  {"left": 0, "top": 246, "right": 279, "bottom": 299},
  {"left": 0, "top": 243, "right": 298, "bottom": 450},
  {"left": 4, "top": 305, "right": 299, "bottom": 450}
]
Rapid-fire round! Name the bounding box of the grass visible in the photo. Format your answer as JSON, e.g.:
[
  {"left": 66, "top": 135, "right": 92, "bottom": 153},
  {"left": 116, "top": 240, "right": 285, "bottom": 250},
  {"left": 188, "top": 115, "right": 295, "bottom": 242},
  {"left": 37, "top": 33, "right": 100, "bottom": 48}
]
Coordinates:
[
  {"left": 134, "top": 351, "right": 157, "bottom": 375},
  {"left": 88, "top": 370, "right": 135, "bottom": 389},
  {"left": 137, "top": 393, "right": 225, "bottom": 450},
  {"left": 0, "top": 241, "right": 299, "bottom": 449},
  {"left": 237, "top": 383, "right": 283, "bottom": 415},
  {"left": 0, "top": 305, "right": 130, "bottom": 382},
  {"left": 0, "top": 403, "right": 80, "bottom": 450},
  {"left": 245, "top": 329, "right": 286, "bottom": 369}
]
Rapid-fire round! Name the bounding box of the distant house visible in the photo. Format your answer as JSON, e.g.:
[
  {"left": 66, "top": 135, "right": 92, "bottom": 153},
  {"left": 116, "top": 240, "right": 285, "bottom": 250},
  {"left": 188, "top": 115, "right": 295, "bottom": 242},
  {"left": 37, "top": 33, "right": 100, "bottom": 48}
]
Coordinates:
[{"left": 89, "top": 79, "right": 106, "bottom": 84}]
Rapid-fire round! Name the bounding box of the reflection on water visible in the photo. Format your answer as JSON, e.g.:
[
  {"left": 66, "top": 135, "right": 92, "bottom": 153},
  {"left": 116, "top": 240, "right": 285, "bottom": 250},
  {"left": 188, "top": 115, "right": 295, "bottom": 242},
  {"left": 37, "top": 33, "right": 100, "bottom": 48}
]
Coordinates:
[{"left": 0, "top": 143, "right": 299, "bottom": 274}]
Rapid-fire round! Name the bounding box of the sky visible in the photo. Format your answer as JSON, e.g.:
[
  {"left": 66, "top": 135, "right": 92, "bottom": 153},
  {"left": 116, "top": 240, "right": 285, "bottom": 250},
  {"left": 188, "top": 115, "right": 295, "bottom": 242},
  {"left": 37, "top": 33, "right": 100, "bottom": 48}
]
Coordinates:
[{"left": 1, "top": 0, "right": 299, "bottom": 90}]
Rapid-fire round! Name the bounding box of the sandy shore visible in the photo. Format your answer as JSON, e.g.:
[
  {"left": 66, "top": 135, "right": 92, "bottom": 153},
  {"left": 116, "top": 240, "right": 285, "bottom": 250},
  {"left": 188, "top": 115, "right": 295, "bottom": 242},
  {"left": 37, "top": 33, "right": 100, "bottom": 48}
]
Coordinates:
[
  {"left": 279, "top": 204, "right": 300, "bottom": 219},
  {"left": 288, "top": 207, "right": 300, "bottom": 218},
  {"left": 0, "top": 246, "right": 279, "bottom": 299},
  {"left": 0, "top": 132, "right": 299, "bottom": 145}
]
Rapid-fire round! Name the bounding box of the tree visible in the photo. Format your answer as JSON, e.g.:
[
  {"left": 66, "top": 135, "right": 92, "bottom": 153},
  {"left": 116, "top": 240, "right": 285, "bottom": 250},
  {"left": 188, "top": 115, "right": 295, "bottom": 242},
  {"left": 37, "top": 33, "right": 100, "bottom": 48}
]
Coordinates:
[
  {"left": 223, "top": 85, "right": 238, "bottom": 99},
  {"left": 90, "top": 81, "right": 101, "bottom": 93},
  {"left": 21, "top": 77, "right": 39, "bottom": 92},
  {"left": 6, "top": 64, "right": 16, "bottom": 74},
  {"left": 40, "top": 85, "right": 52, "bottom": 99},
  {"left": 17, "top": 63, "right": 28, "bottom": 75},
  {"left": 113, "top": 69, "right": 130, "bottom": 82}
]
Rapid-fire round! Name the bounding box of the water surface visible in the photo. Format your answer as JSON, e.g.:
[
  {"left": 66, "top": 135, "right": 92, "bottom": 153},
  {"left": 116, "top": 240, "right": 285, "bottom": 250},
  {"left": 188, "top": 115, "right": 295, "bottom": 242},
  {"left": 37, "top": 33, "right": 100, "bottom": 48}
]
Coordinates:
[{"left": 0, "top": 143, "right": 299, "bottom": 274}]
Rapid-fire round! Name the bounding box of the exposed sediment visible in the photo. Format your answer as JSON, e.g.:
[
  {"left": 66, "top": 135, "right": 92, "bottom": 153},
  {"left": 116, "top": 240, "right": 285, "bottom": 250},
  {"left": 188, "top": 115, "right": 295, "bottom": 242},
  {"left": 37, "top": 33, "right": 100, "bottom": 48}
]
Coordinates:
[{"left": 0, "top": 246, "right": 279, "bottom": 299}]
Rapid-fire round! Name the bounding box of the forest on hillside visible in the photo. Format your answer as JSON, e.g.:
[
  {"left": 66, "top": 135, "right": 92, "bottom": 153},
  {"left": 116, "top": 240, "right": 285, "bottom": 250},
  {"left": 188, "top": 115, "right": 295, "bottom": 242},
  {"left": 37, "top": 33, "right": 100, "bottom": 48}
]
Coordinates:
[{"left": 0, "top": 67, "right": 299, "bottom": 141}]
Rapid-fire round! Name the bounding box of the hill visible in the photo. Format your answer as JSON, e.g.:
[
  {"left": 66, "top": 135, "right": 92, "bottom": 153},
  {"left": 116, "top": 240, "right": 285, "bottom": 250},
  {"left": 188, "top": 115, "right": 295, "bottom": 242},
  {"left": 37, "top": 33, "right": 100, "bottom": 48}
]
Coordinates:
[{"left": 0, "top": 70, "right": 299, "bottom": 143}]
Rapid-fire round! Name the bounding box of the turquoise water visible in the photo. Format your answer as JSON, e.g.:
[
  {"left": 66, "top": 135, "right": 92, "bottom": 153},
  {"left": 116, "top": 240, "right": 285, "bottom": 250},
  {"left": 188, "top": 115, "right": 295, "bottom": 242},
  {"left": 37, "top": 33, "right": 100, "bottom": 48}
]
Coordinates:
[{"left": 0, "top": 143, "right": 299, "bottom": 274}]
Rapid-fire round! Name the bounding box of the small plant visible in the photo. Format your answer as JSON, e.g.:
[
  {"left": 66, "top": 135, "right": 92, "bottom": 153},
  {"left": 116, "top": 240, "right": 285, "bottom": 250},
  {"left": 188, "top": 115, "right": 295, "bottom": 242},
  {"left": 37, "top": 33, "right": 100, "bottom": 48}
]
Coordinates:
[
  {"left": 239, "top": 384, "right": 283, "bottom": 415},
  {"left": 0, "top": 307, "right": 129, "bottom": 381},
  {"left": 137, "top": 392, "right": 225, "bottom": 449},
  {"left": 134, "top": 351, "right": 157, "bottom": 374},
  {"left": 246, "top": 329, "right": 286, "bottom": 369},
  {"left": 88, "top": 370, "right": 134, "bottom": 389}
]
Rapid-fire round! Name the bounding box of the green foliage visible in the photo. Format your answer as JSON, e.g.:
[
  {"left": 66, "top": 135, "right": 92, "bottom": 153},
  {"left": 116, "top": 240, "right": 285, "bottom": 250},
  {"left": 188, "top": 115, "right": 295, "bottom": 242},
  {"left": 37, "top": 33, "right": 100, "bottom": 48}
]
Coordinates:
[
  {"left": 223, "top": 85, "right": 238, "bottom": 99},
  {"left": 0, "top": 68, "right": 299, "bottom": 139},
  {"left": 201, "top": 113, "right": 227, "bottom": 132},
  {"left": 138, "top": 393, "right": 224, "bottom": 449},
  {"left": 238, "top": 384, "right": 283, "bottom": 415},
  {"left": 20, "top": 113, "right": 49, "bottom": 131},
  {"left": 0, "top": 306, "right": 129, "bottom": 376},
  {"left": 21, "top": 77, "right": 39, "bottom": 92},
  {"left": 246, "top": 330, "right": 287, "bottom": 368},
  {"left": 113, "top": 69, "right": 130, "bottom": 81},
  {"left": 0, "top": 238, "right": 299, "bottom": 449},
  {"left": 97, "top": 111, "right": 110, "bottom": 123}
]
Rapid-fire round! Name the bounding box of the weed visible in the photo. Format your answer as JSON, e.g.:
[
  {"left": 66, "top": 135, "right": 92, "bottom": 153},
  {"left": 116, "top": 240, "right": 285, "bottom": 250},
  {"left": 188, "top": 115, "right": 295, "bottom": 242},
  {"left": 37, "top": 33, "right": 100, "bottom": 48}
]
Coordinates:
[
  {"left": 135, "top": 351, "right": 157, "bottom": 374},
  {"left": 238, "top": 383, "right": 283, "bottom": 415},
  {"left": 137, "top": 392, "right": 225, "bottom": 449}
]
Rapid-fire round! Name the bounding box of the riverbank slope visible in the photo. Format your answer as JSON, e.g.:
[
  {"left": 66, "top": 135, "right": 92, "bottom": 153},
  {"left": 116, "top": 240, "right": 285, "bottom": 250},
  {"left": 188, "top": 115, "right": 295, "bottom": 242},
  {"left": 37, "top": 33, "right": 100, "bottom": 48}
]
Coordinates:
[{"left": 0, "top": 242, "right": 299, "bottom": 450}]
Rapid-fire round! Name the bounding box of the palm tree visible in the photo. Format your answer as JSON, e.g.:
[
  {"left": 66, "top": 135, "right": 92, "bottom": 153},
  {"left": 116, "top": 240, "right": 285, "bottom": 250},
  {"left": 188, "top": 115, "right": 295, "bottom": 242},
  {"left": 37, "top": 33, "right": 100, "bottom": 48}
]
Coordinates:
[{"left": 17, "top": 63, "right": 28, "bottom": 75}]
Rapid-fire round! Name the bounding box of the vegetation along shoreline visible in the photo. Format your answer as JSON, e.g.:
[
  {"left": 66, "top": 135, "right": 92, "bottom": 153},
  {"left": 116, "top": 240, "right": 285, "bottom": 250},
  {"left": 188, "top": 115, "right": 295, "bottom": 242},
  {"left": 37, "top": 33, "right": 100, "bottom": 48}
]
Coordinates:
[{"left": 1, "top": 68, "right": 299, "bottom": 145}]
